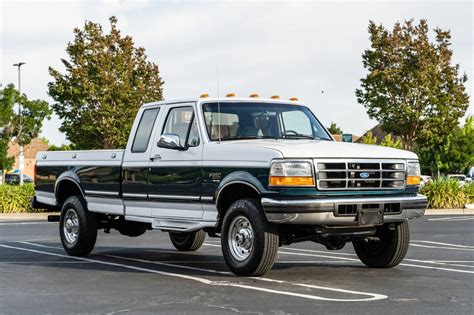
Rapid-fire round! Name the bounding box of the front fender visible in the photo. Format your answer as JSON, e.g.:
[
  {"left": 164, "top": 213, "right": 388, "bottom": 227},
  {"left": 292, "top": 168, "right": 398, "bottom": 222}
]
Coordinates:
[{"left": 215, "top": 171, "right": 270, "bottom": 199}]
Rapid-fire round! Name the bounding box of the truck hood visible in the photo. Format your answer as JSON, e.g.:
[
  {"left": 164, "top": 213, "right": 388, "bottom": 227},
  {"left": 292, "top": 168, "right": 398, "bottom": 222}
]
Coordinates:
[{"left": 230, "top": 140, "right": 418, "bottom": 160}]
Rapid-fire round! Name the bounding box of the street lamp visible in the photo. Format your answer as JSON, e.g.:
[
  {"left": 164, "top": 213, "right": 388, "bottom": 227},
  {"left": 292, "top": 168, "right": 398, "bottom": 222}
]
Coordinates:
[{"left": 13, "top": 62, "right": 26, "bottom": 185}]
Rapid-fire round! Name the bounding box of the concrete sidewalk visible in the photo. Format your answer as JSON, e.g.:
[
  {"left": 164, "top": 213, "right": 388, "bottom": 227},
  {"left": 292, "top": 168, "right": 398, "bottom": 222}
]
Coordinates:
[
  {"left": 0, "top": 212, "right": 60, "bottom": 222},
  {"left": 0, "top": 209, "right": 473, "bottom": 222}
]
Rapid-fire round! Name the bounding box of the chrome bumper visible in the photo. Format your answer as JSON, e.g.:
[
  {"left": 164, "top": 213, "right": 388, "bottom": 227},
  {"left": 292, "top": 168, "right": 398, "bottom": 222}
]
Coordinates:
[{"left": 261, "top": 194, "right": 427, "bottom": 225}]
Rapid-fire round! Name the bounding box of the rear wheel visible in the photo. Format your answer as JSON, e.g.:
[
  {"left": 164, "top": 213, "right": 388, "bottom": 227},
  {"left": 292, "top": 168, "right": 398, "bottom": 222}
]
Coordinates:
[
  {"left": 169, "top": 230, "right": 206, "bottom": 251},
  {"left": 59, "top": 196, "right": 97, "bottom": 256},
  {"left": 221, "top": 198, "right": 279, "bottom": 276},
  {"left": 352, "top": 221, "right": 409, "bottom": 268}
]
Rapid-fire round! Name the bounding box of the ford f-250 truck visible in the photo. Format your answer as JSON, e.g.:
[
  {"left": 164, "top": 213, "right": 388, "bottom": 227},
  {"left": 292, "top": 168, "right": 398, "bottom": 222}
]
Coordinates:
[{"left": 32, "top": 95, "right": 427, "bottom": 276}]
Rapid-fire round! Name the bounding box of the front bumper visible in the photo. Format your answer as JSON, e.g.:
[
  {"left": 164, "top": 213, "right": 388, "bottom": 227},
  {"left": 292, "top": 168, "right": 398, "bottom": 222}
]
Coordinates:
[{"left": 261, "top": 194, "right": 427, "bottom": 225}]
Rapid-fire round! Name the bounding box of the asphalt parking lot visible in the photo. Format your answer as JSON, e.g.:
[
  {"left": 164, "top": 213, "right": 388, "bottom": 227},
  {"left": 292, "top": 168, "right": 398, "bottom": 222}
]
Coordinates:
[{"left": 1, "top": 215, "right": 473, "bottom": 314}]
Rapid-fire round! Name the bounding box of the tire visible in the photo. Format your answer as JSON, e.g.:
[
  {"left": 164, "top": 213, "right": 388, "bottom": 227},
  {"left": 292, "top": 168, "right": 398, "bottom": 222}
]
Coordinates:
[
  {"left": 221, "top": 198, "right": 279, "bottom": 276},
  {"left": 169, "top": 230, "right": 206, "bottom": 251},
  {"left": 352, "top": 221, "right": 410, "bottom": 268},
  {"left": 59, "top": 196, "right": 97, "bottom": 256}
]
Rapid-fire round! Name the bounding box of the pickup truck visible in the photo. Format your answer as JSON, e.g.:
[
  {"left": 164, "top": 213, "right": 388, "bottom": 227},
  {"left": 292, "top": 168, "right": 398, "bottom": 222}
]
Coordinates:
[{"left": 32, "top": 96, "right": 427, "bottom": 276}]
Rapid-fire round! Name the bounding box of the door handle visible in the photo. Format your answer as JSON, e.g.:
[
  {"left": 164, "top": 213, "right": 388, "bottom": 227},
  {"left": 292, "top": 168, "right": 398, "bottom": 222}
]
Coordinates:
[{"left": 150, "top": 154, "right": 161, "bottom": 161}]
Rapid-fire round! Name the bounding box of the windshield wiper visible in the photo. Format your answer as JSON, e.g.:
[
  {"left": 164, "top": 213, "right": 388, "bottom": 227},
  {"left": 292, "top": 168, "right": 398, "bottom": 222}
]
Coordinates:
[{"left": 222, "top": 135, "right": 279, "bottom": 141}]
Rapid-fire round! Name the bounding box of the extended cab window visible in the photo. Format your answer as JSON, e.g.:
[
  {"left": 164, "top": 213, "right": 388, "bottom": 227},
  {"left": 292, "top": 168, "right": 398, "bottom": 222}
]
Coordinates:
[
  {"left": 162, "top": 107, "right": 199, "bottom": 147},
  {"left": 132, "top": 108, "right": 160, "bottom": 152}
]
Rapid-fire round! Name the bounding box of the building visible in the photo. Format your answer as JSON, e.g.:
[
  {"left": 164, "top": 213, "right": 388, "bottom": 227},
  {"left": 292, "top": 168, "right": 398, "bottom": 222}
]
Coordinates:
[
  {"left": 355, "top": 124, "right": 401, "bottom": 144},
  {"left": 7, "top": 138, "right": 48, "bottom": 178}
]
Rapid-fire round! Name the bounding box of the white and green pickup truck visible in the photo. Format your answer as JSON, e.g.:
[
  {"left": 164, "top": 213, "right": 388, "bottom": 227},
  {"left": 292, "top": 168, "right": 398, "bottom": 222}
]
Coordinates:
[{"left": 32, "top": 96, "right": 427, "bottom": 276}]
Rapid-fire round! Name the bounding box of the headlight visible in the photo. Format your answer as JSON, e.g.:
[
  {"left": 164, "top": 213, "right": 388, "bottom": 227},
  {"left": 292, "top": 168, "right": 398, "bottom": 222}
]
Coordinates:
[
  {"left": 407, "top": 161, "right": 421, "bottom": 185},
  {"left": 269, "top": 160, "right": 314, "bottom": 187}
]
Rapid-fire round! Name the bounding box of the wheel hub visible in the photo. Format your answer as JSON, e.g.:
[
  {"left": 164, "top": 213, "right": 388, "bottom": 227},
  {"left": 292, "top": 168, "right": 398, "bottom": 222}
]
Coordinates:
[
  {"left": 63, "top": 209, "right": 79, "bottom": 244},
  {"left": 228, "top": 216, "right": 254, "bottom": 261}
]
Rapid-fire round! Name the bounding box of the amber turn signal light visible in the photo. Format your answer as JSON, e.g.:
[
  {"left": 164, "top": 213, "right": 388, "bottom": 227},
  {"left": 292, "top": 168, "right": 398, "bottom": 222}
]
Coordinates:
[
  {"left": 407, "top": 175, "right": 421, "bottom": 185},
  {"left": 269, "top": 176, "right": 315, "bottom": 187}
]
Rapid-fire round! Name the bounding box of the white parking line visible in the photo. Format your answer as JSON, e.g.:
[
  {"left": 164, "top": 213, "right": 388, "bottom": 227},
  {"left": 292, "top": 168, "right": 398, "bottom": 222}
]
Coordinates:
[
  {"left": 410, "top": 244, "right": 474, "bottom": 251},
  {"left": 1, "top": 243, "right": 387, "bottom": 302},
  {"left": 206, "top": 242, "right": 474, "bottom": 273},
  {"left": 101, "top": 254, "right": 387, "bottom": 302},
  {"left": 20, "top": 241, "right": 61, "bottom": 249},
  {"left": 411, "top": 240, "right": 474, "bottom": 249},
  {"left": 427, "top": 216, "right": 474, "bottom": 222}
]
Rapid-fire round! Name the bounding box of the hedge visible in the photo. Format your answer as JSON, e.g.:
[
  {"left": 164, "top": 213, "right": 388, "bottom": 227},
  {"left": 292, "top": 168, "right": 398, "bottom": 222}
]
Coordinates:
[
  {"left": 0, "top": 183, "right": 41, "bottom": 213},
  {"left": 420, "top": 178, "right": 473, "bottom": 209}
]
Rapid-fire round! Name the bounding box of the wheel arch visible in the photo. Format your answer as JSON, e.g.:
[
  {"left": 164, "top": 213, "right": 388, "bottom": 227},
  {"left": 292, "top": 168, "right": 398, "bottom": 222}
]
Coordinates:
[
  {"left": 215, "top": 171, "right": 269, "bottom": 227},
  {"left": 54, "top": 172, "right": 85, "bottom": 205}
]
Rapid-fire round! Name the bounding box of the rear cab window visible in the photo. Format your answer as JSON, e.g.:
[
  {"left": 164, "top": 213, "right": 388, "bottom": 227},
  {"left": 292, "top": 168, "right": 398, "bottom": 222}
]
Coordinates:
[{"left": 132, "top": 108, "right": 160, "bottom": 153}]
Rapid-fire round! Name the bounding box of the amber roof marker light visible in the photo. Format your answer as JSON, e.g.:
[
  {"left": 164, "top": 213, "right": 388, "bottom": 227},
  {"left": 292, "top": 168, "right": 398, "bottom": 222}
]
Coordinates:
[
  {"left": 249, "top": 93, "right": 259, "bottom": 98},
  {"left": 226, "top": 93, "right": 236, "bottom": 97},
  {"left": 270, "top": 95, "right": 280, "bottom": 99},
  {"left": 199, "top": 93, "right": 209, "bottom": 98},
  {"left": 289, "top": 97, "right": 299, "bottom": 101}
]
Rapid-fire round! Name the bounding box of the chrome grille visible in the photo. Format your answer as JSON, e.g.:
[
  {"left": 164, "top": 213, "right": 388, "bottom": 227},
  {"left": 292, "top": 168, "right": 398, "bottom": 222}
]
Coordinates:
[{"left": 315, "top": 160, "right": 406, "bottom": 191}]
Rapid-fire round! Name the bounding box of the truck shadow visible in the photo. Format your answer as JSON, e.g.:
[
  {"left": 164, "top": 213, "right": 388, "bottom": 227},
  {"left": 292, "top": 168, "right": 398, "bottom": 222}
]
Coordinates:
[{"left": 8, "top": 242, "right": 368, "bottom": 277}]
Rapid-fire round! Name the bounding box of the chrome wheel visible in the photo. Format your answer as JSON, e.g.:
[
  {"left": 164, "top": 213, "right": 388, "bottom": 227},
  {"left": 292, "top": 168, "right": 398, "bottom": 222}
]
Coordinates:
[
  {"left": 63, "top": 209, "right": 80, "bottom": 244},
  {"left": 228, "top": 215, "right": 254, "bottom": 261}
]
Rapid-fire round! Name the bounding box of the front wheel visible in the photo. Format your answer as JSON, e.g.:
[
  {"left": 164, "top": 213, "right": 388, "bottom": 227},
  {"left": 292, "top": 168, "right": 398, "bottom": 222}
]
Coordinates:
[
  {"left": 59, "top": 196, "right": 97, "bottom": 256},
  {"left": 352, "top": 221, "right": 410, "bottom": 268},
  {"left": 221, "top": 198, "right": 279, "bottom": 276},
  {"left": 169, "top": 230, "right": 206, "bottom": 251}
]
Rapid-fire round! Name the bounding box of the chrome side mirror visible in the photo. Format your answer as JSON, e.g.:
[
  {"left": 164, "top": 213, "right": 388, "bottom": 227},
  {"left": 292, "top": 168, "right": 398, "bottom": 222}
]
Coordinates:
[{"left": 157, "top": 134, "right": 184, "bottom": 150}]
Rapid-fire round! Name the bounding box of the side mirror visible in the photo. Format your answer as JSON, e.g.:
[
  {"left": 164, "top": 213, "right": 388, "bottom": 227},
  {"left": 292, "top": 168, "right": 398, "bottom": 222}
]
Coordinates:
[{"left": 157, "top": 134, "right": 184, "bottom": 150}]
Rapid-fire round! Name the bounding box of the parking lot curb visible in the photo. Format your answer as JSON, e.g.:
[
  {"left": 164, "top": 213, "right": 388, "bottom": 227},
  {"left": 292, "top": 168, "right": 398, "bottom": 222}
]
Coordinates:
[
  {"left": 0, "top": 212, "right": 60, "bottom": 222},
  {"left": 425, "top": 208, "right": 474, "bottom": 215}
]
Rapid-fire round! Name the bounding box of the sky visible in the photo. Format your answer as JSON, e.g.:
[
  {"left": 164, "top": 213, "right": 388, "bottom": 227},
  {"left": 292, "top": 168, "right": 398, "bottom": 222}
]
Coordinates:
[{"left": 1, "top": 0, "right": 472, "bottom": 146}]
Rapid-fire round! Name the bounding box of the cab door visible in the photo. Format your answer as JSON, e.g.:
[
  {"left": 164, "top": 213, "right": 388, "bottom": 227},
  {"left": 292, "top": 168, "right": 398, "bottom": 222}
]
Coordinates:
[
  {"left": 122, "top": 106, "right": 161, "bottom": 219},
  {"left": 148, "top": 103, "right": 203, "bottom": 219}
]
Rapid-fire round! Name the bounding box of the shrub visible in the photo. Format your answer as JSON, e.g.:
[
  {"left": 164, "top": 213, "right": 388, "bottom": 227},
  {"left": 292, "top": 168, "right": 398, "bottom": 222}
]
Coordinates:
[
  {"left": 420, "top": 178, "right": 471, "bottom": 209},
  {"left": 0, "top": 183, "right": 42, "bottom": 213}
]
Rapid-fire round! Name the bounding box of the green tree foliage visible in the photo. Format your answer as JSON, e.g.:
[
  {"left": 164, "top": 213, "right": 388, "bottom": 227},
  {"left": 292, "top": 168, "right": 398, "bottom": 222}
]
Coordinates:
[
  {"left": 48, "top": 143, "right": 74, "bottom": 151},
  {"left": 327, "top": 122, "right": 343, "bottom": 134},
  {"left": 0, "top": 84, "right": 51, "bottom": 176},
  {"left": 0, "top": 86, "right": 14, "bottom": 173},
  {"left": 356, "top": 19, "right": 469, "bottom": 151},
  {"left": 48, "top": 16, "right": 164, "bottom": 149},
  {"left": 419, "top": 116, "right": 474, "bottom": 175},
  {"left": 445, "top": 116, "right": 474, "bottom": 173},
  {"left": 360, "top": 131, "right": 377, "bottom": 145},
  {"left": 380, "top": 134, "right": 403, "bottom": 149}
]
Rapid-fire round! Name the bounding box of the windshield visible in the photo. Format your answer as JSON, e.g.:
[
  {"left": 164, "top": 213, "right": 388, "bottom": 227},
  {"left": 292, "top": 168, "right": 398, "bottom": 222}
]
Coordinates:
[{"left": 202, "top": 102, "right": 332, "bottom": 141}]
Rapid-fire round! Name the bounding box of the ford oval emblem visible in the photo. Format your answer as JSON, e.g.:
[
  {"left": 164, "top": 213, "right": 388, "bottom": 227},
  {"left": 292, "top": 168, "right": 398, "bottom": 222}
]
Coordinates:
[{"left": 360, "top": 172, "right": 370, "bottom": 178}]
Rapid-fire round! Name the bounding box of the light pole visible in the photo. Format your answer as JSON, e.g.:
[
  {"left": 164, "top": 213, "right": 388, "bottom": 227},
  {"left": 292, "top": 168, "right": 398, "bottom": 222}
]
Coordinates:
[{"left": 13, "top": 62, "right": 26, "bottom": 185}]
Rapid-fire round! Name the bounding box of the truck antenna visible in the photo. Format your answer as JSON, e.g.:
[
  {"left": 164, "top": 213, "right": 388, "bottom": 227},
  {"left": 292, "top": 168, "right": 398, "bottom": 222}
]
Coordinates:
[{"left": 216, "top": 64, "right": 221, "bottom": 143}]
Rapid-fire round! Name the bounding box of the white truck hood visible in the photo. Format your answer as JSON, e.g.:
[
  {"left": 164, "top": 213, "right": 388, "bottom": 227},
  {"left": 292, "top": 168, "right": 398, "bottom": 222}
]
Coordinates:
[{"left": 230, "top": 140, "right": 418, "bottom": 160}]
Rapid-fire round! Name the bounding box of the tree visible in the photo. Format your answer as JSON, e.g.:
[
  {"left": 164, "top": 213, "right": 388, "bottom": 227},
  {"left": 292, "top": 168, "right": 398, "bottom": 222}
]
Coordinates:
[
  {"left": 327, "top": 122, "right": 343, "bottom": 134},
  {"left": 380, "top": 134, "right": 403, "bottom": 149},
  {"left": 48, "top": 16, "right": 164, "bottom": 149},
  {"left": 0, "top": 84, "right": 51, "bottom": 181},
  {"left": 419, "top": 116, "right": 474, "bottom": 175},
  {"left": 360, "top": 131, "right": 377, "bottom": 145},
  {"left": 356, "top": 19, "right": 469, "bottom": 151},
  {"left": 0, "top": 86, "right": 14, "bottom": 175},
  {"left": 444, "top": 116, "right": 474, "bottom": 174}
]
